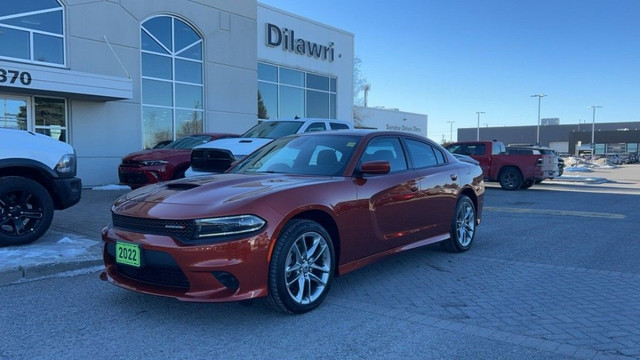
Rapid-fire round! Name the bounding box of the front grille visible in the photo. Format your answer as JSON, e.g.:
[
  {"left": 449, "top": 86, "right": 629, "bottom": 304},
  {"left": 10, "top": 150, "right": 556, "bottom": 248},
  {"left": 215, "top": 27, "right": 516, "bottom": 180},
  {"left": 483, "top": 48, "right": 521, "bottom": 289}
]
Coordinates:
[
  {"left": 191, "top": 148, "right": 234, "bottom": 173},
  {"left": 112, "top": 213, "right": 195, "bottom": 240},
  {"left": 118, "top": 172, "right": 149, "bottom": 184},
  {"left": 106, "top": 243, "right": 190, "bottom": 289}
]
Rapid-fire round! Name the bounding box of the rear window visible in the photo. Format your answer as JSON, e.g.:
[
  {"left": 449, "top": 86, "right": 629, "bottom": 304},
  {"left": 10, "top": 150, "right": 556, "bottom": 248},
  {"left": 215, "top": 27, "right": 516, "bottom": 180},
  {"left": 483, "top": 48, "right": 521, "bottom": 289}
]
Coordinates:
[{"left": 241, "top": 121, "right": 304, "bottom": 139}]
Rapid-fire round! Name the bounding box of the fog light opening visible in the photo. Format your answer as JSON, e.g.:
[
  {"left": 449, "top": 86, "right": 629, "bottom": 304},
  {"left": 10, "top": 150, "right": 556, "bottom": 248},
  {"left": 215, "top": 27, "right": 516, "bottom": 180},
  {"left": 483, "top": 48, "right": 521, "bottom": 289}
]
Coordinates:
[{"left": 212, "top": 271, "right": 239, "bottom": 291}]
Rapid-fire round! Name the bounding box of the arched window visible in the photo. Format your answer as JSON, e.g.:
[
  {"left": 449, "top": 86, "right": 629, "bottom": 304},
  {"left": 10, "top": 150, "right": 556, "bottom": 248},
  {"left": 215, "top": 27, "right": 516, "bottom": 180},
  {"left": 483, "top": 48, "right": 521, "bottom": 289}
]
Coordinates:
[
  {"left": 141, "top": 15, "right": 203, "bottom": 149},
  {"left": 0, "top": 0, "right": 65, "bottom": 65}
]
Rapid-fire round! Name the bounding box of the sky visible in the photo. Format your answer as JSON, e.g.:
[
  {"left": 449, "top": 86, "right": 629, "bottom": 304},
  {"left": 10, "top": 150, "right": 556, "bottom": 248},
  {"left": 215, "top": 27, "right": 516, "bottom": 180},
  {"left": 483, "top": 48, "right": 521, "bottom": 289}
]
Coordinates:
[{"left": 260, "top": 0, "right": 640, "bottom": 141}]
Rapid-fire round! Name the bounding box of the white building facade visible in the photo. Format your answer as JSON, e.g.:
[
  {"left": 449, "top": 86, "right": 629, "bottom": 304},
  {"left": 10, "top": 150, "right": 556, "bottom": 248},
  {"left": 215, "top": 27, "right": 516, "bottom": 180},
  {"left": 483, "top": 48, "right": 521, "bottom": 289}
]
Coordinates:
[{"left": 0, "top": 1, "right": 355, "bottom": 186}]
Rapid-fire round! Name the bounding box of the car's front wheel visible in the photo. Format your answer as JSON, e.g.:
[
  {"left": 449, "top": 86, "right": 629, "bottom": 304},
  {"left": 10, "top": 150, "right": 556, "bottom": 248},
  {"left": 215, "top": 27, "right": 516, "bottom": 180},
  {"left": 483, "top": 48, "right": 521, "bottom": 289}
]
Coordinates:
[
  {"left": 0, "top": 176, "right": 54, "bottom": 247},
  {"left": 267, "top": 219, "right": 335, "bottom": 314},
  {"left": 442, "top": 195, "right": 476, "bottom": 252}
]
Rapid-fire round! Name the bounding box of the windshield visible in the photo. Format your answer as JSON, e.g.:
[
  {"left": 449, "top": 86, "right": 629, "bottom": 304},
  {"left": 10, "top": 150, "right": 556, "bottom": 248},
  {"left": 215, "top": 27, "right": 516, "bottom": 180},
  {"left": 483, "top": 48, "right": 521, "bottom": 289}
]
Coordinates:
[
  {"left": 241, "top": 121, "right": 304, "bottom": 139},
  {"left": 163, "top": 135, "right": 212, "bottom": 149},
  {"left": 232, "top": 134, "right": 361, "bottom": 176}
]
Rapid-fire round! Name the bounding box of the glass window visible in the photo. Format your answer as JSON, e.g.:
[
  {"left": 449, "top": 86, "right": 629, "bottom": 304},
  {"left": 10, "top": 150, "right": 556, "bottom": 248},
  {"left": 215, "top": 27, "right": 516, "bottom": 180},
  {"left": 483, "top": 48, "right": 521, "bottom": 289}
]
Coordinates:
[
  {"left": 304, "top": 122, "right": 326, "bottom": 132},
  {"left": 258, "top": 62, "right": 338, "bottom": 120},
  {"left": 280, "top": 68, "right": 304, "bottom": 86},
  {"left": 176, "top": 110, "right": 203, "bottom": 139},
  {"left": 141, "top": 53, "right": 172, "bottom": 79},
  {"left": 330, "top": 122, "right": 350, "bottom": 130},
  {"left": 175, "top": 59, "right": 202, "bottom": 83},
  {"left": 0, "top": 1, "right": 64, "bottom": 65},
  {"left": 142, "top": 79, "right": 172, "bottom": 106},
  {"left": 175, "top": 84, "right": 203, "bottom": 109},
  {"left": 0, "top": 28, "right": 30, "bottom": 59},
  {"left": 143, "top": 106, "right": 173, "bottom": 149},
  {"left": 306, "top": 90, "right": 329, "bottom": 118},
  {"left": 141, "top": 15, "right": 203, "bottom": 147},
  {"left": 362, "top": 137, "right": 408, "bottom": 172},
  {"left": 307, "top": 73, "right": 329, "bottom": 91},
  {"left": 34, "top": 97, "right": 67, "bottom": 141},
  {"left": 279, "top": 85, "right": 304, "bottom": 118},
  {"left": 258, "top": 63, "right": 277, "bottom": 82},
  {"left": 258, "top": 83, "right": 277, "bottom": 119},
  {"left": 406, "top": 139, "right": 438, "bottom": 168}
]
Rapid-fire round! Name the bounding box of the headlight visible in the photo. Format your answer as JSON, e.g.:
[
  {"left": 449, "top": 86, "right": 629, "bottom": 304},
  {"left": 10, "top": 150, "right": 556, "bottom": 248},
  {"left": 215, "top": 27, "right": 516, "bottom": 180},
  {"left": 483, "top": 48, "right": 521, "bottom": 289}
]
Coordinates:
[
  {"left": 140, "top": 160, "right": 169, "bottom": 166},
  {"left": 55, "top": 153, "right": 77, "bottom": 177},
  {"left": 194, "top": 215, "right": 266, "bottom": 238}
]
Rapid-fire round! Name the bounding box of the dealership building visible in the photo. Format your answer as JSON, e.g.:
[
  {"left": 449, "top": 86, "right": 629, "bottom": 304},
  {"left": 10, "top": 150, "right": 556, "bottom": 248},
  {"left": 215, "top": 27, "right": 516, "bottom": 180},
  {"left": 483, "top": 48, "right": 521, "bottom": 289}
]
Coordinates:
[
  {"left": 0, "top": 1, "right": 375, "bottom": 186},
  {"left": 457, "top": 121, "right": 640, "bottom": 156}
]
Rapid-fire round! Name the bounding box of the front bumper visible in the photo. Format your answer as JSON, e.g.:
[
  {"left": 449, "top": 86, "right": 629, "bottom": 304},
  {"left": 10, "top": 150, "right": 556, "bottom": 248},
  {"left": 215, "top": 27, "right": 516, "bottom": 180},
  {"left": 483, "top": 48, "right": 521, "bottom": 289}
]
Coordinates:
[
  {"left": 100, "top": 225, "right": 272, "bottom": 302},
  {"left": 52, "top": 177, "right": 82, "bottom": 210}
]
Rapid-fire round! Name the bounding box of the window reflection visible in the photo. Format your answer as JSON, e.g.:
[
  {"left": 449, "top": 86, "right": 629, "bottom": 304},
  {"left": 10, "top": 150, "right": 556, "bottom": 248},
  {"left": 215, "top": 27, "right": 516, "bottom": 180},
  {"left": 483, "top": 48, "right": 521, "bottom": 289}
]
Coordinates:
[
  {"left": 258, "top": 62, "right": 337, "bottom": 119},
  {"left": 143, "top": 106, "right": 173, "bottom": 149},
  {"left": 258, "top": 83, "right": 277, "bottom": 119},
  {"left": 280, "top": 86, "right": 304, "bottom": 118},
  {"left": 0, "top": 1, "right": 64, "bottom": 65}
]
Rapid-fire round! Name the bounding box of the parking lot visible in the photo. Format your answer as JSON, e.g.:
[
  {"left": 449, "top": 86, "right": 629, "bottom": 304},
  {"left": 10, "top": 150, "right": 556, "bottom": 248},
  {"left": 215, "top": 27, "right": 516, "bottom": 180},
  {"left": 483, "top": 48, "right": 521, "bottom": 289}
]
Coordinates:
[{"left": 0, "top": 164, "right": 639, "bottom": 359}]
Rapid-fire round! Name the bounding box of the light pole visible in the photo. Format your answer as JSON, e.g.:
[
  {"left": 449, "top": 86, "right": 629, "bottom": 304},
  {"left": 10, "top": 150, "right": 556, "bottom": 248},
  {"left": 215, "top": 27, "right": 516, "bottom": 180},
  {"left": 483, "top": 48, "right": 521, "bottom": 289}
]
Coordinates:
[
  {"left": 590, "top": 105, "right": 602, "bottom": 159},
  {"left": 531, "top": 94, "right": 546, "bottom": 145},
  {"left": 476, "top": 112, "right": 485, "bottom": 140},
  {"left": 447, "top": 120, "right": 455, "bottom": 142}
]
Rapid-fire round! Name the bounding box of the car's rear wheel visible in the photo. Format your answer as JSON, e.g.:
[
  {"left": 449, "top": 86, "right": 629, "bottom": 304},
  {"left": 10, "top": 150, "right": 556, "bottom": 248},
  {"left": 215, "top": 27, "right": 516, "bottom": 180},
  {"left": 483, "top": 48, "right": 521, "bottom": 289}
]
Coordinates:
[
  {"left": 442, "top": 195, "right": 476, "bottom": 252},
  {"left": 0, "top": 176, "right": 54, "bottom": 247},
  {"left": 267, "top": 219, "right": 335, "bottom": 314},
  {"left": 498, "top": 167, "right": 523, "bottom": 190}
]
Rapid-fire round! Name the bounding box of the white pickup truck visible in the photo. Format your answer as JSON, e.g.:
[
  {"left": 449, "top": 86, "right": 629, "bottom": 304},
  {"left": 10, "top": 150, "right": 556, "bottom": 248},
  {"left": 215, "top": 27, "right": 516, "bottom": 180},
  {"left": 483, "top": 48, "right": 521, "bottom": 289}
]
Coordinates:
[
  {"left": 185, "top": 118, "right": 353, "bottom": 177},
  {"left": 0, "top": 128, "right": 82, "bottom": 246}
]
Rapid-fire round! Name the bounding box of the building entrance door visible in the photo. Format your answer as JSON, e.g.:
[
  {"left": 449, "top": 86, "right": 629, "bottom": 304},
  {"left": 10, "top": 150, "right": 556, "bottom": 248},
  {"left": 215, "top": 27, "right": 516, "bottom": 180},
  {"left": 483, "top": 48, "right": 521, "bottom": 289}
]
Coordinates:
[{"left": 0, "top": 95, "right": 30, "bottom": 130}]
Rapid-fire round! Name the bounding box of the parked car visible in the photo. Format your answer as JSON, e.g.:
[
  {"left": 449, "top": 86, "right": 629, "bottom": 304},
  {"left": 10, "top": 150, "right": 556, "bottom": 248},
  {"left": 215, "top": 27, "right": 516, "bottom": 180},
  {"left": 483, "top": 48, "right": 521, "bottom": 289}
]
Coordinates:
[
  {"left": 0, "top": 128, "right": 82, "bottom": 246},
  {"left": 185, "top": 118, "right": 353, "bottom": 177},
  {"left": 118, "top": 133, "right": 238, "bottom": 189},
  {"left": 606, "top": 154, "right": 622, "bottom": 165},
  {"left": 101, "top": 130, "right": 484, "bottom": 314},
  {"left": 445, "top": 140, "right": 554, "bottom": 190}
]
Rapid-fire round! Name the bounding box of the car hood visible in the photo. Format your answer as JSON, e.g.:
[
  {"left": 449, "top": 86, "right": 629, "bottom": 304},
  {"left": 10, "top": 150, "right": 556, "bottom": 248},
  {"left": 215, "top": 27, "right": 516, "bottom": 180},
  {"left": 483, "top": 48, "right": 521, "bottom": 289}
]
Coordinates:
[
  {"left": 113, "top": 173, "right": 337, "bottom": 216},
  {"left": 123, "top": 149, "right": 189, "bottom": 161},
  {"left": 191, "top": 138, "right": 273, "bottom": 157}
]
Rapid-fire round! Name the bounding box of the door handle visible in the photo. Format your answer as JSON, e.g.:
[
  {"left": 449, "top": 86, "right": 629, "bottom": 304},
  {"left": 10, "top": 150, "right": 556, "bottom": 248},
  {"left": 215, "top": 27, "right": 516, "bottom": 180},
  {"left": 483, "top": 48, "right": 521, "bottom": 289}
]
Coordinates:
[{"left": 450, "top": 174, "right": 458, "bottom": 181}]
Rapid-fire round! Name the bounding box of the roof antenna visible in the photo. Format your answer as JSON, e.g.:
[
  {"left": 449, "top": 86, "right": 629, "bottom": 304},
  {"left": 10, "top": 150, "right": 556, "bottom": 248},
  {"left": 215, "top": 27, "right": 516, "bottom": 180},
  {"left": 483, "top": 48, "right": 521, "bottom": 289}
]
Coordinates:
[{"left": 294, "top": 115, "right": 300, "bottom": 119}]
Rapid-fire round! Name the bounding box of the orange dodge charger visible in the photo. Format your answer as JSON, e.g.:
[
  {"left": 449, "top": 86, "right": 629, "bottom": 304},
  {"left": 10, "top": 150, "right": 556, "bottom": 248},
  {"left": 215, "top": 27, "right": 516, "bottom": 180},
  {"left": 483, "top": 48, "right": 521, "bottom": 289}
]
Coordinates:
[{"left": 101, "top": 130, "right": 484, "bottom": 314}]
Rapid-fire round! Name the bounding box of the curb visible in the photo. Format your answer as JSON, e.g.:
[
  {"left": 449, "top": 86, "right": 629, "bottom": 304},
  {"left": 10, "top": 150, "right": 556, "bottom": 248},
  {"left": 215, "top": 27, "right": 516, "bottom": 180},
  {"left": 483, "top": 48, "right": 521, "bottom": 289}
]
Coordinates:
[{"left": 0, "top": 258, "right": 104, "bottom": 286}]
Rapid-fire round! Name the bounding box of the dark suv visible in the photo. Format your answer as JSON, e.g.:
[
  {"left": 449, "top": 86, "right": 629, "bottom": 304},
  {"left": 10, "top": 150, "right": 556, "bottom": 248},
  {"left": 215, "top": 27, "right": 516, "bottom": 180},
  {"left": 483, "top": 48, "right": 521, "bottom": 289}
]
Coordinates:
[{"left": 118, "top": 133, "right": 238, "bottom": 189}]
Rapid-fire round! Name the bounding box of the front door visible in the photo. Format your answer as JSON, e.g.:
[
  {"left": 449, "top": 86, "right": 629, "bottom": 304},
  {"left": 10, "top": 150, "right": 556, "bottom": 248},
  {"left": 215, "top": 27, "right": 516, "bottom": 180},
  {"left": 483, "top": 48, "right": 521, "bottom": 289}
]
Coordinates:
[{"left": 0, "top": 95, "right": 30, "bottom": 130}]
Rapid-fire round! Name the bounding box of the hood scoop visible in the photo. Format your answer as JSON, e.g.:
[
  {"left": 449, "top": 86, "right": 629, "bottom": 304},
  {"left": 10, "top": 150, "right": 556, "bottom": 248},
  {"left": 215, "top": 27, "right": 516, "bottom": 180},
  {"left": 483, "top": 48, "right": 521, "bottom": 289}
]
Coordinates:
[{"left": 165, "top": 183, "right": 200, "bottom": 191}]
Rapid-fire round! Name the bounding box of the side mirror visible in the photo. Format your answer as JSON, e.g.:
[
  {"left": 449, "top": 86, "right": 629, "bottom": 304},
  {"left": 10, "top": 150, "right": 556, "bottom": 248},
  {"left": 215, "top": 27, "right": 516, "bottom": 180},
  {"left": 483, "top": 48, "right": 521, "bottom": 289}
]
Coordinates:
[{"left": 358, "top": 161, "right": 390, "bottom": 175}]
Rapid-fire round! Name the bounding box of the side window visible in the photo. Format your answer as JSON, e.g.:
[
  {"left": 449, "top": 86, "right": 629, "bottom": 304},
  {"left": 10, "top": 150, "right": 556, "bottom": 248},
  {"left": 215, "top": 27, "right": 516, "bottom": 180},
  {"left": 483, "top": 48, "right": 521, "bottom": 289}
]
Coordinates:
[
  {"left": 405, "top": 138, "right": 438, "bottom": 168},
  {"left": 434, "top": 147, "right": 446, "bottom": 164},
  {"left": 304, "top": 122, "right": 327, "bottom": 132},
  {"left": 361, "top": 137, "right": 408, "bottom": 172},
  {"left": 330, "top": 122, "right": 350, "bottom": 130}
]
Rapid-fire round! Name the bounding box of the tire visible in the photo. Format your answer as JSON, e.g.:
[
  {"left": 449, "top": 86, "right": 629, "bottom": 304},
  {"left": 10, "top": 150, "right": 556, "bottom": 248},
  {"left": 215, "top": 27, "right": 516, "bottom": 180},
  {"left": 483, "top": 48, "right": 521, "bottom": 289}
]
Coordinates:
[
  {"left": 267, "top": 219, "right": 335, "bottom": 314},
  {"left": 0, "top": 176, "right": 54, "bottom": 247},
  {"left": 521, "top": 179, "right": 534, "bottom": 189},
  {"left": 442, "top": 195, "right": 476, "bottom": 253},
  {"left": 498, "top": 167, "right": 523, "bottom": 190}
]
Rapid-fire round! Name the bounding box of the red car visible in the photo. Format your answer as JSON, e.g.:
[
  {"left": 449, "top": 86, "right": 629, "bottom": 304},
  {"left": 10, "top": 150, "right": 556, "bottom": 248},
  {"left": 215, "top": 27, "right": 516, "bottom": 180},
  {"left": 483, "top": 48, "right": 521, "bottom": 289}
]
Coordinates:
[
  {"left": 102, "top": 131, "right": 484, "bottom": 313},
  {"left": 118, "top": 133, "right": 238, "bottom": 188}
]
